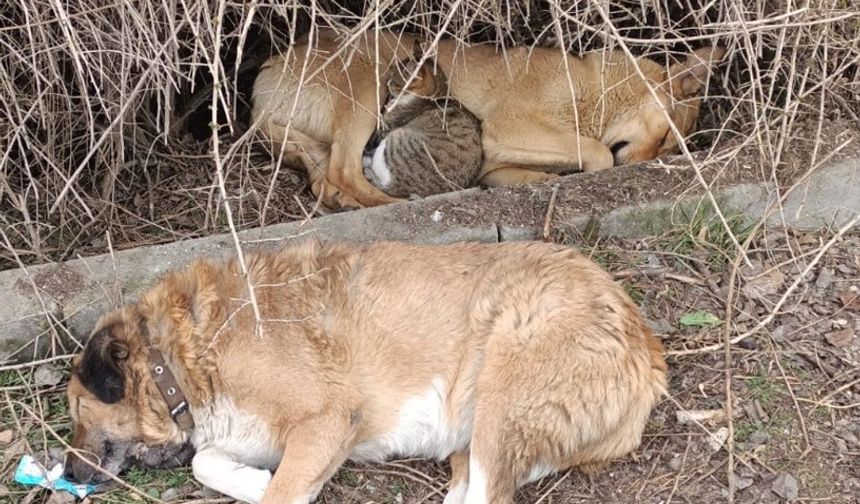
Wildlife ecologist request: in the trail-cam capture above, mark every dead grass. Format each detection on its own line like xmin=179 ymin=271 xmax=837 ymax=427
xmin=2 ymin=1 xmax=860 ymax=270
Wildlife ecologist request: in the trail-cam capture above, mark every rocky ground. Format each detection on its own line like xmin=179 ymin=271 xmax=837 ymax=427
xmin=2 ymin=224 xmax=859 ymax=503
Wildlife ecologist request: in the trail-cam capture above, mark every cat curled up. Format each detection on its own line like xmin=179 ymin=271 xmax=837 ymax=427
xmin=362 ymin=46 xmax=483 ymax=199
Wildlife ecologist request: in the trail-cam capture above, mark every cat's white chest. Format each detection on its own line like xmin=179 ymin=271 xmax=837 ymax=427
xmin=191 ymin=396 xmax=283 ymax=470
xmin=350 ymin=378 xmax=472 ymax=462
xmin=362 ymin=138 xmax=393 ymax=189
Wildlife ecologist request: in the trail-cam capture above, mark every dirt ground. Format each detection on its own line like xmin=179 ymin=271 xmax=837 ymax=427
xmin=3 ymin=113 xmax=857 ymax=273
xmin=2 ymin=221 xmax=859 ymax=504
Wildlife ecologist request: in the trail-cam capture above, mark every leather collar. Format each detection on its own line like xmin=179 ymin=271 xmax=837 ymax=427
xmin=139 ymin=319 xmax=195 ymax=432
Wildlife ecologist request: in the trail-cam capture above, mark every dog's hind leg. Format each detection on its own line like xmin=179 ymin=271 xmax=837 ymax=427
xmin=462 ymin=435 xmax=518 ymax=504
xmin=443 ymin=450 xmax=471 ymax=504
xmin=192 ymin=447 xmax=272 ymax=504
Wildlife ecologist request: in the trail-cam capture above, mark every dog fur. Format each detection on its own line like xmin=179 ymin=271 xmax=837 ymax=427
xmin=65 ymin=240 xmax=667 ymax=503
xmin=251 ymin=29 xmax=724 ymax=209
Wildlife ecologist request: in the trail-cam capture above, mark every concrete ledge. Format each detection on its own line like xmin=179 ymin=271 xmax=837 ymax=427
xmin=2 ymin=153 xmax=859 ymax=364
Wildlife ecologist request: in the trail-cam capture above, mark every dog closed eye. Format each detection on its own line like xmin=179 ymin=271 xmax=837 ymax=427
xmin=610 ymin=141 xmax=629 ymax=156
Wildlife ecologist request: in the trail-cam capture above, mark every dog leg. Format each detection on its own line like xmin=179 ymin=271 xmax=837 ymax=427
xmin=462 ymin=450 xmax=516 ymax=504
xmin=192 ymin=447 xmax=272 ymax=504
xmin=323 ymin=91 xmax=404 ymax=209
xmin=261 ymin=120 xmax=330 ymax=194
xmin=443 ymin=450 xmax=471 ymax=504
xmin=480 ymin=167 xmax=560 ymax=187
xmin=482 ymin=117 xmax=614 ymax=178
xmin=261 ymin=411 xmax=358 ymax=504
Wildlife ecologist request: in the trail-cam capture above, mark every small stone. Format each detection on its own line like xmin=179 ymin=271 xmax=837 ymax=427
xmin=814 ymin=267 xmax=834 ymax=289
xmin=668 ymin=455 xmax=683 ymax=471
xmin=0 ymin=430 xmax=12 ymax=444
xmin=707 ymin=427 xmax=730 ymax=451
xmin=430 ymin=209 xmax=443 ymax=222
xmin=46 ymin=492 xmax=76 ymax=504
xmin=772 ymin=324 xmax=789 ymax=343
xmin=771 ymin=473 xmax=799 ymax=500
xmin=646 ymin=318 xmax=673 ymax=335
xmin=191 ymin=487 xmax=221 ymax=498
xmin=738 ymin=337 xmax=759 ymax=350
xmin=161 ymin=488 xmax=180 ymax=501
xmin=731 ymin=473 xmax=754 ymax=490
xmin=748 ymin=429 xmax=769 ymax=447
xmin=34 ymin=365 xmax=64 ymax=387
xmin=644 ymin=254 xmax=662 ymax=269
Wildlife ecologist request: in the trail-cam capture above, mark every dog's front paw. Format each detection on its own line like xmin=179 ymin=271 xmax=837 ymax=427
xmin=583 ymin=144 xmax=614 ymax=172
xmin=235 ymin=466 xmax=272 ymax=504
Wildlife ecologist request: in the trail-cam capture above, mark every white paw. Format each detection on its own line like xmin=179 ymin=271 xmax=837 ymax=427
xmin=443 ymin=482 xmax=468 ymax=504
xmin=232 ymin=466 xmax=272 ymax=504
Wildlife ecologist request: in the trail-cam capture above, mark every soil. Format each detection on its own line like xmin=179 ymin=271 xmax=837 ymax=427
xmin=2 ymin=228 xmax=859 ymax=503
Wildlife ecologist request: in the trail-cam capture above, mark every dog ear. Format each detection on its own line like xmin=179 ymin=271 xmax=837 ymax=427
xmin=669 ymin=46 xmax=726 ymax=98
xmin=411 ymin=40 xmax=424 ymax=61
xmin=77 ymin=326 xmax=129 ymax=404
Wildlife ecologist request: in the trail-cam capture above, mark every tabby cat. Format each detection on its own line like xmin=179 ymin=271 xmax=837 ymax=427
xmin=362 ymin=48 xmax=483 ymax=198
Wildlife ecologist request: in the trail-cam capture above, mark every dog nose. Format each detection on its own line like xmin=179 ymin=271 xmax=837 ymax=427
xmin=62 ymin=460 xmax=79 ymax=482
xmin=63 ymin=455 xmax=95 ymax=483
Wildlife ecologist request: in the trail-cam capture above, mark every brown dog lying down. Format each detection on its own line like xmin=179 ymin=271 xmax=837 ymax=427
xmin=64 ymin=240 xmax=667 ymax=504
xmin=252 ymin=29 xmax=724 ymax=209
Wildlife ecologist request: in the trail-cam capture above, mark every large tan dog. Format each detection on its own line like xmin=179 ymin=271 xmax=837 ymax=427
xmin=252 ymin=29 xmax=724 ymax=209
xmin=64 ymin=240 xmax=667 ymax=503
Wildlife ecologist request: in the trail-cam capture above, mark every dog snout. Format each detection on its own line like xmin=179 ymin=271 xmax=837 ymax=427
xmin=63 ymin=451 xmax=99 ymax=483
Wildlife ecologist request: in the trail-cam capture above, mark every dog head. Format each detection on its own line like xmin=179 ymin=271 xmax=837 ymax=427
xmin=64 ymin=306 xmax=193 ymax=484
xmin=599 ymin=47 xmax=726 ymax=166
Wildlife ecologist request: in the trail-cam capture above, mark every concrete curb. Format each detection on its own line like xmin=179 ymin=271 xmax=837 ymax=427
xmin=2 ymin=156 xmax=859 ymax=364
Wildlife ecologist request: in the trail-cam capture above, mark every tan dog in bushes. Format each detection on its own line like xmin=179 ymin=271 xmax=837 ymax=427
xmin=64 ymin=240 xmax=667 ymax=503
xmin=251 ymin=29 xmax=724 ymax=209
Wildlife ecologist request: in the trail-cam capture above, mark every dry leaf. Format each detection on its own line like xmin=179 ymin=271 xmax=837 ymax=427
xmin=838 ymin=289 xmax=860 ymax=311
xmin=826 ymin=329 xmax=855 ymax=347
xmin=4 ymin=438 xmax=28 ymax=459
xmin=743 ymin=269 xmax=785 ymax=299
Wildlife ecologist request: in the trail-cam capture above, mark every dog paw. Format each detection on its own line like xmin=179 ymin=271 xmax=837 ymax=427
xmin=586 ymin=146 xmax=615 ymax=172
xmin=233 ymin=466 xmax=272 ymax=504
